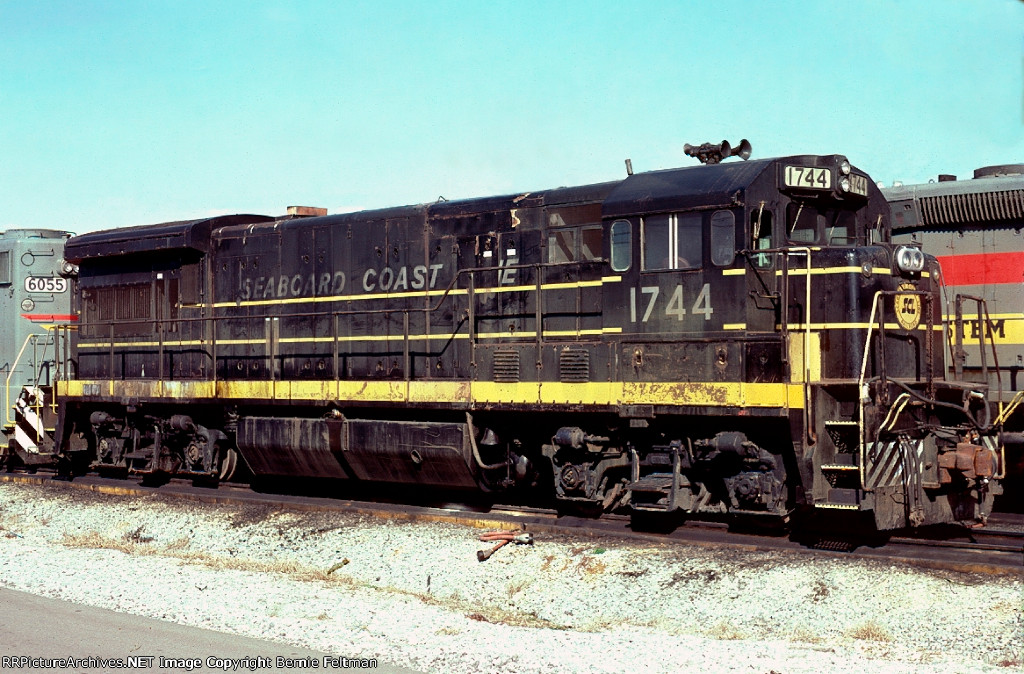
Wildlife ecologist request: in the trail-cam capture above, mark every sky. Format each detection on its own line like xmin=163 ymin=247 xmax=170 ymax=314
xmin=1 ymin=0 xmax=1022 ymax=233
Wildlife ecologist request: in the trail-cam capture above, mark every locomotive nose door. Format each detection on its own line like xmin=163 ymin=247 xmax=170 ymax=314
xmin=742 ymin=205 xmax=785 ymax=382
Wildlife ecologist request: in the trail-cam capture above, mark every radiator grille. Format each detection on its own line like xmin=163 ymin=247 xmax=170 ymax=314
xmin=493 ymin=350 xmax=520 ymax=383
xmin=919 ymin=189 xmax=1024 ymax=227
xmin=96 ymin=283 xmax=152 ymax=321
xmin=559 ymin=348 xmax=590 ymax=383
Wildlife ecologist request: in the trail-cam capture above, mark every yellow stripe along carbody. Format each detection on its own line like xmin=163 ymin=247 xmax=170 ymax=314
xmin=58 ymin=379 xmax=807 ymax=411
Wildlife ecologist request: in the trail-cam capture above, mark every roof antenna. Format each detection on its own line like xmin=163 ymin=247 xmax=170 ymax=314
xmin=684 ymin=139 xmax=752 ymax=165
xmin=625 ymin=159 xmax=634 ymax=176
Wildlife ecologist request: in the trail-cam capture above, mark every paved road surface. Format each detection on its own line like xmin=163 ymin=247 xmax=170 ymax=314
xmin=0 ymin=588 xmax=422 ymax=673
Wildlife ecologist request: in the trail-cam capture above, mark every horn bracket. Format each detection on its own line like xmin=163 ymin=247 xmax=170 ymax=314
xmin=684 ymin=139 xmax=752 ymax=165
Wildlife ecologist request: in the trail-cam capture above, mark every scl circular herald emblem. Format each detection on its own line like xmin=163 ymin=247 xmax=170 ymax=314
xmin=894 ymin=282 xmax=921 ymax=331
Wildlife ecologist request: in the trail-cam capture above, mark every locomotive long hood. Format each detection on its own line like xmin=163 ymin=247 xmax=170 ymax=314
xmin=64 ymin=214 xmax=272 ymax=262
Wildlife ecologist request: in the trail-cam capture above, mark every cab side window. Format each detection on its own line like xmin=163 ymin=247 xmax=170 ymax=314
xmin=710 ymin=210 xmax=736 ymax=266
xmin=676 ymin=215 xmax=701 ymax=268
xmin=610 ymin=220 xmax=631 ymax=272
xmin=0 ymin=250 xmax=9 ymax=285
xmin=642 ymin=213 xmax=701 ymax=271
xmin=642 ymin=215 xmax=670 ymax=270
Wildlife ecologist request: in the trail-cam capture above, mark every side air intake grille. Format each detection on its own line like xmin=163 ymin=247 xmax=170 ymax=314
xmin=493 ymin=350 xmax=520 ymax=383
xmin=919 ymin=189 xmax=1024 ymax=227
xmin=96 ymin=283 xmax=152 ymax=321
xmin=559 ymin=348 xmax=590 ymax=383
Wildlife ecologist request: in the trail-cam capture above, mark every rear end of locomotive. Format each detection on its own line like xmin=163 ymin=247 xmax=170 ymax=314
xmin=52 ymin=215 xmax=276 ymax=481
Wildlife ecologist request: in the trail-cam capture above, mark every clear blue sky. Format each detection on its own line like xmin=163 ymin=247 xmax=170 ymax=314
xmin=2 ymin=0 xmax=1022 ymax=233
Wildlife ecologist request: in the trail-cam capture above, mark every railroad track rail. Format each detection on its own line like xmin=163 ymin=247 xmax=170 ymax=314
xmin=888 ymin=516 xmax=1024 ymax=555
xmin=2 ymin=472 xmax=1020 ymax=575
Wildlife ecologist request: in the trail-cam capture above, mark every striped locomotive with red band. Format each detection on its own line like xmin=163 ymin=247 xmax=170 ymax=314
xmin=885 ymin=165 xmax=1024 ymax=509
xmin=935 ymin=251 xmax=1024 ymax=287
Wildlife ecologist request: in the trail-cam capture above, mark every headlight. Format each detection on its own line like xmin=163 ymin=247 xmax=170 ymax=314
xmin=895 ymin=245 xmax=925 ymax=273
xmin=839 ymin=177 xmax=851 ymax=192
xmin=839 ymin=159 xmax=851 ymax=175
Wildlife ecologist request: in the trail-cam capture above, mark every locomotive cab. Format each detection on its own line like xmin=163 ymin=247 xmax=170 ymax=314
xmin=566 ymin=154 xmax=999 ymax=527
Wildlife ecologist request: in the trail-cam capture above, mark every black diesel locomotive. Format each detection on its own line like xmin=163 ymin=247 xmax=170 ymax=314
xmin=53 ymin=144 xmax=1003 ymax=529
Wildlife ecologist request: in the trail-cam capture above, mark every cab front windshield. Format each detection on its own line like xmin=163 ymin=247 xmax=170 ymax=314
xmin=786 ymin=202 xmax=858 ymax=245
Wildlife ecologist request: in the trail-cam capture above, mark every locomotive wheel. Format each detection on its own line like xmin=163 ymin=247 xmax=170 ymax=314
xmin=218 ymin=447 xmax=240 ymax=482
